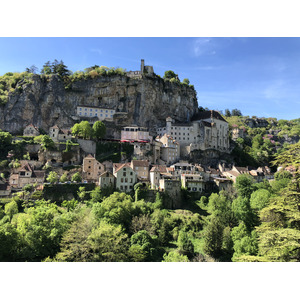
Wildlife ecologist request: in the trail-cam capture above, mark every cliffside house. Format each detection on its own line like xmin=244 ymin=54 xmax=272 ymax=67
xmin=23 ymin=124 xmax=40 ymax=137
xmin=130 ymin=160 xmax=150 ymax=181
xmin=155 ymin=134 xmax=180 ymax=165
xmin=121 ymin=126 xmax=153 ymax=143
xmin=9 ymin=162 xmax=45 ymax=189
xmin=113 ymin=164 xmax=137 ymax=192
xmin=99 ymin=171 xmax=115 ymax=189
xmin=49 ymin=125 xmax=72 ymax=142
xmin=181 ymin=173 xmax=206 ymax=192
xmin=82 ymin=154 xmax=106 ymax=182
xmin=77 ymin=105 xmax=115 ymax=121
xmin=156 ymin=110 xmax=230 ymax=155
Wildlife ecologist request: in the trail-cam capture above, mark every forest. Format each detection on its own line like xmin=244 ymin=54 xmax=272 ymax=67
xmin=0 ymin=141 xmax=299 ymax=262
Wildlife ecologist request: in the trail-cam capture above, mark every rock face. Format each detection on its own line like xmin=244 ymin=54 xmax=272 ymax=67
xmin=0 ymin=74 xmax=198 ymax=135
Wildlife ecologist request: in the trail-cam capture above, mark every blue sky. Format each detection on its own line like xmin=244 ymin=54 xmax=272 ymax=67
xmin=0 ymin=37 xmax=300 ymax=120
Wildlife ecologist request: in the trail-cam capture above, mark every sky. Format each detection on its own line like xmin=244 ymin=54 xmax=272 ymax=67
xmin=1 ymin=37 xmax=300 ymax=120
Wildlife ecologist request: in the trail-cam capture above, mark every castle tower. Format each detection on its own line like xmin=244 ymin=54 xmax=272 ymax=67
xmin=141 ymin=59 xmax=145 ymax=73
xmin=166 ymin=117 xmax=173 ymax=135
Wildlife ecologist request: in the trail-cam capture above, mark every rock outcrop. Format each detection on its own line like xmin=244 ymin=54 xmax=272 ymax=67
xmin=0 ymin=74 xmax=198 ymax=136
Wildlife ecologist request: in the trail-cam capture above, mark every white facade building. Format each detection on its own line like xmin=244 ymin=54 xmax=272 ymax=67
xmin=121 ymin=126 xmax=153 ymax=142
xmin=156 ymin=110 xmax=230 ymax=154
xmin=77 ymin=105 xmax=115 ymax=121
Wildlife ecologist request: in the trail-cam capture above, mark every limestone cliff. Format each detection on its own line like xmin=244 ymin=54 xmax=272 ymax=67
xmin=0 ymin=74 xmax=198 ymax=136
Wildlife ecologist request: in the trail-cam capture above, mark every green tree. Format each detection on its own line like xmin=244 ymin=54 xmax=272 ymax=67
xmin=235 ymin=174 xmax=255 ymax=199
xmin=177 ymin=230 xmax=194 ymax=256
xmin=0 ymin=130 xmax=12 ymax=159
xmin=4 ymin=200 xmax=18 ymax=220
xmin=41 ymin=135 xmax=55 ymax=150
xmin=162 ymin=250 xmax=189 ymax=262
xmin=60 ymin=172 xmax=68 ymax=183
xmin=182 ymin=78 xmax=190 ymax=85
xmin=232 ymin=196 xmax=257 ymax=229
xmin=250 ymin=189 xmax=271 ymax=211
xmin=72 ymin=172 xmax=82 ymax=183
xmin=79 ymin=121 xmax=93 ymax=139
xmin=71 ymin=123 xmax=80 ymax=138
xmin=163 ymin=70 xmax=178 ymax=80
xmin=92 ymin=121 xmax=106 ymax=140
xmin=46 ymin=171 xmax=59 ymax=184
xmin=55 ymin=209 xmax=95 ymax=262
xmin=88 ymin=221 xmax=130 ymax=262
xmin=225 ymin=109 xmax=231 ymax=117
xmin=203 ymin=216 xmax=224 ymax=258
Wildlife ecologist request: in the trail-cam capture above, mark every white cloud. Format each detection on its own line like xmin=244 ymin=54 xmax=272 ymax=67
xmin=192 ymin=38 xmax=217 ymax=56
xmin=90 ymin=48 xmax=102 ymax=55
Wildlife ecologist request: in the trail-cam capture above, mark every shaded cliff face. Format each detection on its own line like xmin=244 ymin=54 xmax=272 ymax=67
xmin=0 ymin=74 xmax=198 ymax=134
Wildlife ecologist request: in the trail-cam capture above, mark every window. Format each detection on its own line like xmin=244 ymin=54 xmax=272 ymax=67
xmin=123 ymin=172 xmax=126 ymax=176
xmin=79 ymin=108 xmax=82 ymax=111
xmin=85 ymin=108 xmax=87 ymax=111
xmin=130 ymin=172 xmax=133 ymax=175
xmin=106 ymin=114 xmax=108 ymax=117
xmin=121 ymin=178 xmax=124 ymax=182
xmin=90 ymin=109 xmax=92 ymax=111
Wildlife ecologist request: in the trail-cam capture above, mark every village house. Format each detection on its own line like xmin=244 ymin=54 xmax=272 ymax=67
xmin=159 ymin=177 xmax=181 ymax=208
xmin=99 ymin=171 xmax=115 ymax=189
xmin=149 ymin=165 xmax=170 ymax=189
xmin=181 ymin=173 xmax=206 ymax=192
xmin=76 ymin=105 xmax=115 ymax=121
xmin=248 ymin=169 xmax=264 ymax=182
xmin=82 ymin=154 xmax=106 ymax=182
xmin=157 ymin=110 xmax=230 ymax=155
xmin=49 ymin=125 xmax=72 ymax=142
xmin=113 ymin=164 xmax=137 ymax=193
xmin=130 ymin=160 xmax=150 ymax=181
xmin=213 ymin=177 xmax=233 ymax=191
xmin=23 ymin=124 xmax=40 ymax=137
xmin=231 ymin=127 xmax=246 ymax=141
xmin=9 ymin=162 xmax=45 ymax=189
xmin=170 ymin=161 xmax=198 ymax=177
xmin=155 ymin=134 xmax=180 ymax=165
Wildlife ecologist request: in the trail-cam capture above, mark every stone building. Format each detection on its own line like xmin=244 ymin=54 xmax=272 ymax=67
xmin=121 ymin=125 xmax=153 ymax=143
xmin=99 ymin=171 xmax=115 ymax=189
xmin=157 ymin=110 xmax=230 ymax=155
xmin=231 ymin=127 xmax=246 ymax=141
xmin=181 ymin=173 xmax=206 ymax=192
xmin=23 ymin=124 xmax=40 ymax=137
xmin=77 ymin=105 xmax=115 ymax=121
xmin=113 ymin=164 xmax=137 ymax=193
xmin=155 ymin=134 xmax=180 ymax=165
xmin=130 ymin=160 xmax=150 ymax=181
xmin=9 ymin=162 xmax=45 ymax=189
xmin=159 ymin=178 xmax=181 ymax=208
xmin=82 ymin=154 xmax=106 ymax=182
xmin=49 ymin=125 xmax=72 ymax=142
xmin=126 ymin=59 xmax=154 ymax=78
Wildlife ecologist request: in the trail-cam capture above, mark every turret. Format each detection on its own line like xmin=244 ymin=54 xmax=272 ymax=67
xmin=166 ymin=117 xmax=172 ymax=135
xmin=141 ymin=59 xmax=145 ymax=73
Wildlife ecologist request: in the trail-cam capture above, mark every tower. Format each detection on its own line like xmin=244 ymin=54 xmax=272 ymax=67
xmin=141 ymin=59 xmax=145 ymax=73
xmin=166 ymin=117 xmax=172 ymax=135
